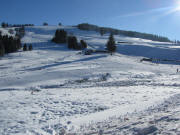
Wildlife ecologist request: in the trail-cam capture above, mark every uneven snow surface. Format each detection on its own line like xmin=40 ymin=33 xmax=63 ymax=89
xmin=0 ymin=26 xmax=180 ymax=135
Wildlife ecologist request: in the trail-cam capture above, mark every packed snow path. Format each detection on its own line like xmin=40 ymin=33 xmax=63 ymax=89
xmin=0 ymin=26 xmax=180 ymax=134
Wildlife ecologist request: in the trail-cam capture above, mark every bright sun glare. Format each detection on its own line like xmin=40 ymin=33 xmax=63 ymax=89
xmin=175 ymin=1 xmax=180 ymax=11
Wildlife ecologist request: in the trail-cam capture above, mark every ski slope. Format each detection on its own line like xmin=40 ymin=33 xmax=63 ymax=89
xmin=0 ymin=26 xmax=180 ymax=134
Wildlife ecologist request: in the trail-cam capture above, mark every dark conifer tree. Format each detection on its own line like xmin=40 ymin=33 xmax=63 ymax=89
xmin=1 ymin=22 xmax=6 ymax=28
xmin=43 ymin=22 xmax=48 ymax=26
xmin=106 ymin=34 xmax=116 ymax=55
xmin=16 ymin=38 xmax=22 ymax=49
xmin=80 ymin=40 xmax=87 ymax=49
xmin=67 ymin=36 xmax=73 ymax=49
xmin=28 ymin=44 xmax=33 ymax=51
xmin=23 ymin=44 xmax=27 ymax=51
xmin=67 ymin=36 xmax=78 ymax=49
xmin=0 ymin=41 xmax=5 ymax=56
xmin=52 ymin=29 xmax=67 ymax=43
xmin=0 ymin=32 xmax=22 ymax=55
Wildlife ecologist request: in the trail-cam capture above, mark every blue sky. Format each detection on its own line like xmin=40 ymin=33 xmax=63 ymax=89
xmin=0 ymin=0 xmax=180 ymax=40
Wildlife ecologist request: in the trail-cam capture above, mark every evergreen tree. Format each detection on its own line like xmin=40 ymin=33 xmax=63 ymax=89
xmin=52 ymin=29 xmax=67 ymax=43
xmin=106 ymin=34 xmax=116 ymax=55
xmin=16 ymin=38 xmax=22 ymax=49
xmin=80 ymin=40 xmax=87 ymax=49
xmin=0 ymin=33 xmax=21 ymax=55
xmin=43 ymin=22 xmax=48 ymax=26
xmin=1 ymin=22 xmax=5 ymax=28
xmin=58 ymin=23 xmax=62 ymax=26
xmin=28 ymin=44 xmax=33 ymax=51
xmin=0 ymin=41 xmax=5 ymax=56
xmin=23 ymin=44 xmax=27 ymax=51
xmin=1 ymin=22 xmax=8 ymax=28
xmin=67 ymin=36 xmax=79 ymax=49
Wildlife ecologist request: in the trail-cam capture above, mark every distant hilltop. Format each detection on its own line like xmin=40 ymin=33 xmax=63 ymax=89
xmin=0 ymin=22 xmax=172 ymax=43
xmin=77 ymin=23 xmax=171 ymax=43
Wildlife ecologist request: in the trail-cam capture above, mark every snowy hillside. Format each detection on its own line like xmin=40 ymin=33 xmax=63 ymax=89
xmin=0 ymin=27 xmax=16 ymax=37
xmin=0 ymin=26 xmax=180 ymax=134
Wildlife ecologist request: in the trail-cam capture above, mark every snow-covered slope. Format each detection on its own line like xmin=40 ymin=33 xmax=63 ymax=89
xmin=0 ymin=26 xmax=180 ymax=134
xmin=0 ymin=27 xmax=16 ymax=37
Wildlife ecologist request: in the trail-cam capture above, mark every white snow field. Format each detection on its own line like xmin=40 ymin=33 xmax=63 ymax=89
xmin=1 ymin=26 xmax=180 ymax=134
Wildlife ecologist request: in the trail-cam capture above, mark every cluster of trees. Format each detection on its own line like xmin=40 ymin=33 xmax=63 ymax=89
xmin=11 ymin=24 xmax=34 ymax=27
xmin=67 ymin=37 xmax=87 ymax=50
xmin=52 ymin=29 xmax=67 ymax=43
xmin=1 ymin=22 xmax=9 ymax=28
xmin=43 ymin=22 xmax=62 ymax=26
xmin=51 ymin=28 xmax=116 ymax=54
xmin=124 ymin=31 xmax=170 ymax=42
xmin=0 ymin=33 xmax=22 ymax=56
xmin=23 ymin=44 xmax=33 ymax=51
xmin=77 ymin=23 xmax=99 ymax=31
xmin=0 ymin=25 xmax=26 ymax=57
xmin=1 ymin=22 xmax=34 ymax=28
xmin=52 ymin=29 xmax=87 ymax=50
xmin=77 ymin=23 xmax=171 ymax=42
